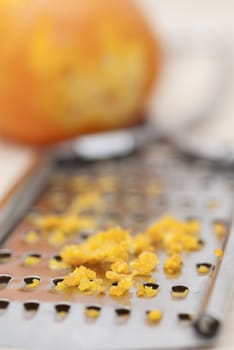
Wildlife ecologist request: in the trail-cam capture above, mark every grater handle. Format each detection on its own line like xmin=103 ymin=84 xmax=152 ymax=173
xmin=193 ymin=212 xmax=234 ymax=338
xmin=0 ymin=158 xmax=51 ymax=244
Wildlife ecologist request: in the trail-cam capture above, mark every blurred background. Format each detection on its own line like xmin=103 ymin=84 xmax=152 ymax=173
xmin=139 ymin=0 xmax=234 ymax=148
xmin=0 ymin=0 xmax=233 ymax=196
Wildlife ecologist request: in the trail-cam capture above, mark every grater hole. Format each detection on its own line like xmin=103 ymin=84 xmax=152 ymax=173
xmin=86 ymin=305 xmax=101 ymax=311
xmin=143 ymin=283 xmax=159 ymax=290
xmin=27 ymin=253 xmax=41 ymax=258
xmin=23 ymin=252 xmax=42 ymax=266
xmin=131 ymin=212 xmax=147 ymax=223
xmin=52 ymin=255 xmax=62 ymax=262
xmin=171 ymin=285 xmax=189 ymax=298
xmin=115 ymin=308 xmax=131 ymax=317
xmin=52 ymin=277 xmax=64 ymax=286
xmin=85 ymin=305 xmax=101 ymax=319
xmin=23 ymin=276 xmax=40 ymax=289
xmin=49 ymin=256 xmax=69 ymax=272
xmin=172 ymin=285 xmax=188 ymax=293
xmin=80 ymin=232 xmax=92 ymax=240
xmin=178 ymin=313 xmax=193 ymax=321
xmin=55 ymin=303 xmax=71 ymax=317
xmin=24 ymin=301 xmax=40 ymax=312
xmin=105 ymin=211 xmax=120 ymax=221
xmin=0 ymin=249 xmax=12 ymax=264
xmin=0 ymin=299 xmax=10 ymax=310
xmin=196 ymin=263 xmax=212 ymax=268
xmin=198 ymin=239 xmax=205 ymax=247
xmin=196 ymin=263 xmax=212 ymax=274
xmin=0 ymin=274 xmax=12 ymax=287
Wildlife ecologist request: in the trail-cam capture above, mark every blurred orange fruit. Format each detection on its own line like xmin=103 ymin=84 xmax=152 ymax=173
xmin=0 ymin=0 xmax=162 ymax=145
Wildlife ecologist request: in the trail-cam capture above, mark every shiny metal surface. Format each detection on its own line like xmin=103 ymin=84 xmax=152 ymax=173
xmin=0 ymin=143 xmax=233 ymax=350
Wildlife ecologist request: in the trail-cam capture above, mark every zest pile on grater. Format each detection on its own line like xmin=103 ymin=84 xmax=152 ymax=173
xmin=0 ymin=142 xmax=233 ymax=350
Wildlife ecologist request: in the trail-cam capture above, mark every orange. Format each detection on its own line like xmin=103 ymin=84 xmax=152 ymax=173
xmin=0 ymin=0 xmax=162 ymax=145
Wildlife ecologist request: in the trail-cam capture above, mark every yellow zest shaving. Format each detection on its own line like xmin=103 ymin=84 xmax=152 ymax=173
xmin=130 ymin=251 xmax=158 ymax=276
xmin=37 ymin=214 xmax=95 ymax=234
xmin=109 ymin=278 xmax=134 ymax=297
xmin=25 ymin=279 xmax=40 ymax=289
xmin=49 ymin=230 xmax=66 ymax=246
xmin=146 ymin=216 xmax=201 ymax=254
xmin=105 ymin=270 xmax=131 ymax=282
xmin=148 ymin=277 xmax=157 ymax=283
xmin=215 ymin=248 xmax=223 ymax=258
xmin=147 ymin=310 xmax=162 ymax=323
xmin=111 ymin=260 xmax=130 ymax=274
xmin=133 ymin=233 xmax=153 ymax=255
xmin=24 ymin=256 xmax=40 ymax=267
xmin=214 ymin=223 xmax=227 ymax=238
xmin=143 ymin=286 xmax=158 ymax=297
xmin=48 ymin=258 xmax=69 ymax=271
xmin=70 ymin=176 xmax=91 ymax=192
xmin=32 ymin=215 xmax=203 ymax=297
xmin=61 ymin=227 xmax=132 ymax=266
xmin=163 ymin=254 xmax=183 ymax=276
xmin=38 ymin=215 xmax=80 ymax=233
xmin=57 ymin=311 xmax=68 ymax=318
xmin=136 ymin=284 xmax=158 ymax=298
xmin=171 ymin=287 xmax=188 ymax=298
xmin=69 ymin=192 xmax=104 ymax=213
xmin=85 ymin=308 xmax=100 ymax=319
xmin=24 ymin=231 xmax=39 ymax=244
xmin=37 ymin=215 xmax=62 ymax=231
xmin=97 ymin=176 xmax=118 ymax=192
xmin=55 ymin=266 xmax=104 ymax=295
xmin=197 ymin=265 xmax=210 ymax=274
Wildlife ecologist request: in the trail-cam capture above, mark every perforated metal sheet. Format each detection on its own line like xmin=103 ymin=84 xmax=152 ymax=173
xmin=0 ymin=143 xmax=233 ymax=350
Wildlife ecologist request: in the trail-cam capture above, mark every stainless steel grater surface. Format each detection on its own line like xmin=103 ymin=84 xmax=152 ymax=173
xmin=0 ymin=142 xmax=234 ymax=350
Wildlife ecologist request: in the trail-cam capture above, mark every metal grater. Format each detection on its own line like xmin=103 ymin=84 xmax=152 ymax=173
xmin=0 ymin=142 xmax=234 ymax=350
